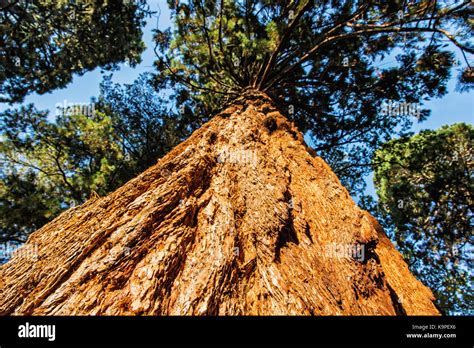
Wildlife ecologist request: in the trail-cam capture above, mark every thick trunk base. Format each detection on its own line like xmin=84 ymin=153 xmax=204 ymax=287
xmin=0 ymin=92 xmax=439 ymax=315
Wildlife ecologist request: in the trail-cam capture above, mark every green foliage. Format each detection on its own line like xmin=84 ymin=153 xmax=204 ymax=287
xmin=98 ymin=74 xmax=185 ymax=174
xmin=371 ymin=123 xmax=473 ymax=314
xmin=0 ymin=170 xmax=62 ymax=243
xmin=0 ymin=74 xmax=185 ymax=242
xmin=154 ymin=0 xmax=473 ymax=197
xmin=0 ymin=104 xmax=124 ymax=240
xmin=0 ymin=0 xmax=151 ymax=103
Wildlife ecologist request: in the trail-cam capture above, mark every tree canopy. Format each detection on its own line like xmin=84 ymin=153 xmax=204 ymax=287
xmin=154 ymin=0 xmax=473 ymax=195
xmin=370 ymin=123 xmax=473 ymax=314
xmin=1 ymin=0 xmax=151 ymax=103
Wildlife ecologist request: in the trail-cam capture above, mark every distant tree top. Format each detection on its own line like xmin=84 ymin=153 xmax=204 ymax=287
xmin=0 ymin=0 xmax=152 ymax=103
xmin=155 ymin=0 xmax=472 ymax=119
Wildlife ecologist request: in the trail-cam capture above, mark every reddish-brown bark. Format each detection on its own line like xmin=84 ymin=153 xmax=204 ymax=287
xmin=0 ymin=91 xmax=439 ymax=315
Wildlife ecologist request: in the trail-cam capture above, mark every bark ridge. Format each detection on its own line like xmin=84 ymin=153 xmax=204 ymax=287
xmin=0 ymin=92 xmax=439 ymax=315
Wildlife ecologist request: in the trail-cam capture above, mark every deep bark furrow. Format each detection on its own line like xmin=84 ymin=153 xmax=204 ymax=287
xmin=0 ymin=91 xmax=439 ymax=315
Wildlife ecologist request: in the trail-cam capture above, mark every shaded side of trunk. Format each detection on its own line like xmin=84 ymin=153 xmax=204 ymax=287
xmin=0 ymin=91 xmax=439 ymax=315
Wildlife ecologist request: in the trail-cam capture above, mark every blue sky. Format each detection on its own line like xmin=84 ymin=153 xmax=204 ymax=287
xmin=0 ymin=2 xmax=172 ymax=115
xmin=2 ymin=0 xmax=473 ymax=198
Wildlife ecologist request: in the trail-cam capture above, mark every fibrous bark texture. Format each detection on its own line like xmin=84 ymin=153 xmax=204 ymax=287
xmin=0 ymin=91 xmax=439 ymax=315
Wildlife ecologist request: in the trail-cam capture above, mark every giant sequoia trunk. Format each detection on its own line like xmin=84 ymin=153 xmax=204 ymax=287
xmin=0 ymin=91 xmax=439 ymax=315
